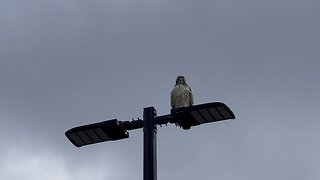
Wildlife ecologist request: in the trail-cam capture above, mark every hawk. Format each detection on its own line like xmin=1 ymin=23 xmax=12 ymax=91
xmin=171 ymin=76 xmax=194 ymax=109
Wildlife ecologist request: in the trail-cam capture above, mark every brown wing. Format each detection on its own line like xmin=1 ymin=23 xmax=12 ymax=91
xmin=187 ymin=85 xmax=194 ymax=106
xmin=170 ymin=87 xmax=176 ymax=109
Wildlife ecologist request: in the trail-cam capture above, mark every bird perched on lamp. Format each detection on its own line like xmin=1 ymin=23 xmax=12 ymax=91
xmin=171 ymin=76 xmax=194 ymax=109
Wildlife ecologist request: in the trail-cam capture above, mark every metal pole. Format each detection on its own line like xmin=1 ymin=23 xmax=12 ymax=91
xmin=143 ymin=107 xmax=157 ymax=180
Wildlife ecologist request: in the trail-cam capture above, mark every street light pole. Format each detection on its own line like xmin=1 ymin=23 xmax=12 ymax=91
xmin=143 ymin=107 xmax=157 ymax=180
xmin=65 ymin=102 xmax=235 ymax=180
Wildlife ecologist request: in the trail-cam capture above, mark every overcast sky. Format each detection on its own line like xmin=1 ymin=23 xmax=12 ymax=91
xmin=1 ymin=0 xmax=320 ymax=180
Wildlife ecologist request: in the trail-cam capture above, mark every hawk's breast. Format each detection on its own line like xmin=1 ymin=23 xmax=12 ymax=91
xmin=171 ymin=85 xmax=193 ymax=108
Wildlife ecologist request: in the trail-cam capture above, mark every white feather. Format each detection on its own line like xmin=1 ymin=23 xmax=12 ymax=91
xmin=171 ymin=84 xmax=193 ymax=109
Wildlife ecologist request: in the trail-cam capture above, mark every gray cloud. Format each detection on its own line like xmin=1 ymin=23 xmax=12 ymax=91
xmin=1 ymin=0 xmax=319 ymax=179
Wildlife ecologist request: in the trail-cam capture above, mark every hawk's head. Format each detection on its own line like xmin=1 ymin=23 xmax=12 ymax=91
xmin=175 ymin=76 xmax=186 ymax=85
